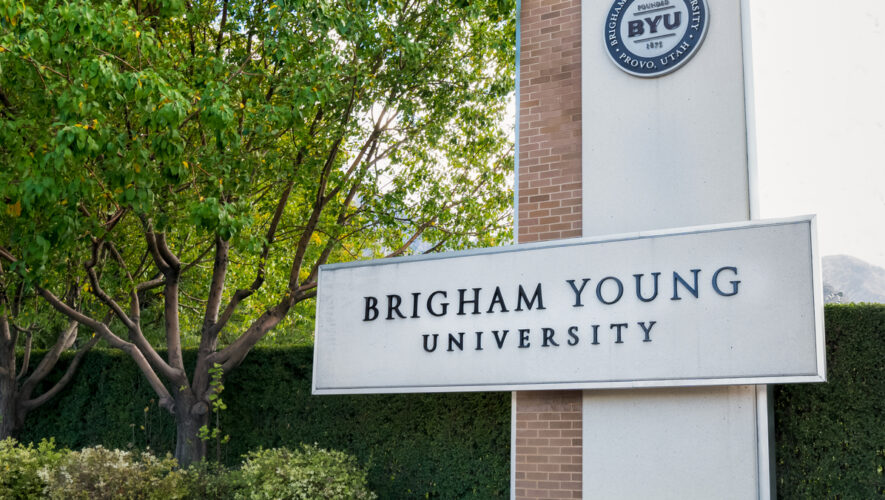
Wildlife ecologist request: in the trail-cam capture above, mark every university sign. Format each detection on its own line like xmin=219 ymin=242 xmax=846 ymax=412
xmin=605 ymin=0 xmax=709 ymax=77
xmin=313 ymin=216 xmax=825 ymax=394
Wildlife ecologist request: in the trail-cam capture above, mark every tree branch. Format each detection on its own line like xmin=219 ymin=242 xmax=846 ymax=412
xmin=200 ymin=236 xmax=229 ymax=352
xmin=214 ymin=301 xmax=296 ymax=373
xmin=140 ymin=217 xmax=172 ymax=275
xmin=163 ymin=272 xmax=185 ymax=371
xmin=36 ymin=286 xmax=184 ymax=388
xmin=22 ymin=334 xmax=98 ymax=411
xmin=16 ymin=333 xmax=32 ymax=381
xmin=215 ymin=0 xmax=229 ymax=57
xmin=84 ymin=240 xmax=136 ymax=331
xmin=19 ymin=321 xmax=77 ymax=391
xmin=156 ymin=233 xmax=182 ymax=271
xmin=207 ymin=109 xmax=322 ymax=339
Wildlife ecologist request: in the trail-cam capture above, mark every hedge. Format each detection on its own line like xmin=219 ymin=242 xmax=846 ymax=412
xmin=17 ymin=346 xmax=509 ymax=499
xmin=15 ymin=304 xmax=884 ymax=498
xmin=774 ymin=304 xmax=884 ymax=498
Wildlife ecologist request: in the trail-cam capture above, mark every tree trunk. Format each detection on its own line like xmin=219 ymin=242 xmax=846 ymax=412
xmin=173 ymin=390 xmax=208 ymax=466
xmin=0 ymin=377 xmax=21 ymax=439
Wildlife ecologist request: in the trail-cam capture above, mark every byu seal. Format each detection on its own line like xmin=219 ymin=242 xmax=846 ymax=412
xmin=604 ymin=0 xmax=709 ymax=77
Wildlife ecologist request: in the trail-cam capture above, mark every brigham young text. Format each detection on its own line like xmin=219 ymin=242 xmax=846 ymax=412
xmin=361 ymin=266 xmax=741 ymax=353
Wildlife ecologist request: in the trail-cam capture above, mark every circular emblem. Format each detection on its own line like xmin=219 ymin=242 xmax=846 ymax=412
xmin=604 ymin=0 xmax=709 ymax=77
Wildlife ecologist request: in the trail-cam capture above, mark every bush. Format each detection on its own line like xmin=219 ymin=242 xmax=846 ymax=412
xmin=234 ymin=445 xmax=376 ymax=500
xmin=0 ymin=438 xmax=67 ymax=500
xmin=2 ymin=441 xmax=374 ymax=500
xmin=18 ymin=305 xmax=878 ymax=498
xmin=40 ymin=446 xmax=188 ymax=500
xmin=18 ymin=347 xmax=510 ymax=498
xmin=774 ymin=304 xmax=885 ymax=499
xmin=178 ymin=461 xmax=241 ymax=500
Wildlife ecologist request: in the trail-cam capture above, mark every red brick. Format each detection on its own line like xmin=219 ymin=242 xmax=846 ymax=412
xmin=516 ymin=1 xmax=582 ymax=498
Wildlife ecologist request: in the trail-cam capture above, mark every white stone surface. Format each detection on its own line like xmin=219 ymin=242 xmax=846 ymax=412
xmin=583 ymin=386 xmax=762 ymax=499
xmin=313 ymin=218 xmax=823 ymax=395
xmin=582 ymin=0 xmax=752 ymax=236
xmin=577 ymin=1 xmax=789 ymax=498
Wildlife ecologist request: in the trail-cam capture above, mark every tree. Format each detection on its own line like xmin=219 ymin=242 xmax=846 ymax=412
xmin=0 ymin=0 xmax=514 ymax=464
xmin=0 ymin=271 xmax=99 ymax=438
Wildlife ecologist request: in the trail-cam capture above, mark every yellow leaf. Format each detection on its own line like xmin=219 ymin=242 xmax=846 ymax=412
xmin=182 ymin=160 xmax=189 ymax=168
xmin=134 ymin=164 xmax=141 ymax=173
xmin=239 ymin=102 xmax=244 ymax=109
xmin=6 ymin=201 xmax=21 ymax=217
xmin=135 ymin=30 xmax=141 ymax=39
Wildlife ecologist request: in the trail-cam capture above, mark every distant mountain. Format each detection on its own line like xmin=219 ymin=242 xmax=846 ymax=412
xmin=822 ymin=255 xmax=885 ymax=304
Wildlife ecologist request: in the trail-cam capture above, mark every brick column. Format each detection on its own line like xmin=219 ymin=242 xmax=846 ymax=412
xmin=514 ymin=0 xmax=582 ymax=499
xmin=514 ymin=392 xmax=583 ymax=498
xmin=517 ymin=0 xmax=582 ymax=243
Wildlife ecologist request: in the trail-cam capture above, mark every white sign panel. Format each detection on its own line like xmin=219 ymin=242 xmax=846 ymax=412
xmin=313 ymin=217 xmax=825 ymax=394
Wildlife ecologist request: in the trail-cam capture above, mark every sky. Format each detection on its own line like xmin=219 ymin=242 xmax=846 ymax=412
xmin=749 ymin=1 xmax=885 ymax=269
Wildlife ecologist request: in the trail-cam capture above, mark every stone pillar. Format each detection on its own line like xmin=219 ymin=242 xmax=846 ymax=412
xmin=514 ymin=1 xmax=583 ymax=499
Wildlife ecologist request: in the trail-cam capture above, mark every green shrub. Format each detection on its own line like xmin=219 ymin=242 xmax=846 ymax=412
xmin=18 ymin=347 xmax=510 ymax=498
xmin=179 ymin=461 xmax=242 ymax=500
xmin=775 ymin=304 xmax=885 ymax=499
xmin=234 ymin=445 xmax=376 ymax=500
xmin=0 ymin=438 xmax=67 ymax=500
xmin=40 ymin=446 xmax=188 ymax=500
xmin=12 ymin=305 xmax=884 ymax=498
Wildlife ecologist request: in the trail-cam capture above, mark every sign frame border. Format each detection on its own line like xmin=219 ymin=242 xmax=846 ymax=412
xmin=312 ymin=215 xmax=826 ymax=395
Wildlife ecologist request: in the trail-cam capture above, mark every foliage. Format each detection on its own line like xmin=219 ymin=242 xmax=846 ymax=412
xmin=233 ymin=445 xmax=376 ymax=500
xmin=39 ymin=445 xmax=188 ymax=500
xmin=18 ymin=346 xmax=511 ymax=498
xmin=178 ymin=460 xmax=244 ymax=500
xmin=198 ymin=363 xmax=230 ymax=462
xmin=15 ymin=305 xmax=885 ymax=497
xmin=0 ymin=0 xmax=515 ymax=463
xmin=1 ymin=439 xmax=374 ymax=500
xmin=774 ymin=304 xmax=884 ymax=499
xmin=0 ymin=438 xmax=67 ymax=500
xmin=0 ymin=264 xmax=98 ymax=439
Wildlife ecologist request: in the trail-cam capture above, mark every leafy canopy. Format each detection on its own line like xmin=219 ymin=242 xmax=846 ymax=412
xmin=0 ymin=0 xmax=515 ymax=345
